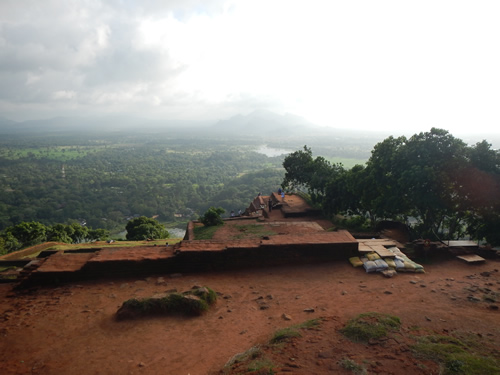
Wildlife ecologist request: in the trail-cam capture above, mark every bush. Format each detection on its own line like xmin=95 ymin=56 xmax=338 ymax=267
xmin=125 ymin=216 xmax=169 ymax=240
xmin=199 ymin=207 xmax=225 ymax=227
xmin=116 ymin=286 xmax=217 ymax=320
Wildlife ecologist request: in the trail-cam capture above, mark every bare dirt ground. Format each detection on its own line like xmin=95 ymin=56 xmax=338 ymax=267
xmin=1 ymin=199 xmax=499 ymax=374
xmin=1 ymin=257 xmax=499 ymax=375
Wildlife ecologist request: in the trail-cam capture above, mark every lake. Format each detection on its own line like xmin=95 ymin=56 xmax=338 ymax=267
xmin=255 ymin=145 xmax=291 ymax=157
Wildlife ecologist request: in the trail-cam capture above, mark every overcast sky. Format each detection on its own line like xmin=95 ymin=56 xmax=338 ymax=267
xmin=1 ymin=0 xmax=499 ymax=135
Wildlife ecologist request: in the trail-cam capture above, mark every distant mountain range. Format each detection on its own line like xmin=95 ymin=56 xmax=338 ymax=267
xmin=1 ymin=112 xmax=498 ymax=148
xmin=0 ymin=115 xmax=211 ymax=135
xmin=0 ymin=110 xmax=319 ymax=137
xmin=210 ymin=109 xmax=317 ymax=136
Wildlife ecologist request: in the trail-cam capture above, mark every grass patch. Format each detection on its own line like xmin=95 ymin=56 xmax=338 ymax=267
xmin=116 ymin=286 xmax=217 ymax=320
xmin=193 ymin=224 xmax=220 ymax=240
xmin=270 ymin=327 xmax=302 ymax=344
xmin=222 ymin=319 xmax=320 ymax=373
xmin=232 ymin=224 xmax=275 ymax=240
xmin=223 ymin=346 xmax=275 ymax=374
xmin=341 ymin=312 xmax=401 ymax=343
xmin=247 ymin=357 xmax=275 ymax=373
xmin=270 ymin=319 xmax=321 ymax=344
xmin=412 ymin=334 xmax=500 ymax=375
xmin=339 ymin=357 xmax=368 ymax=375
xmin=226 ymin=346 xmax=262 ymax=366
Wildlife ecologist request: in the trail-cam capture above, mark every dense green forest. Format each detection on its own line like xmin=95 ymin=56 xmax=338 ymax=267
xmin=1 ymin=125 xmax=499 ymax=255
xmin=0 ymin=132 xmax=285 ymax=235
xmin=282 ymin=128 xmax=500 ymax=245
xmin=1 ymin=122 xmax=390 ymax=254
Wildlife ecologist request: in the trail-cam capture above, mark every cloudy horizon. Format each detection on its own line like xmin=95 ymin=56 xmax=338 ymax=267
xmin=1 ymin=1 xmax=499 ymax=135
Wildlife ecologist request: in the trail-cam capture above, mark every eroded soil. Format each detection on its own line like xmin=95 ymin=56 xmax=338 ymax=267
xmin=1 ymin=258 xmax=499 ymax=375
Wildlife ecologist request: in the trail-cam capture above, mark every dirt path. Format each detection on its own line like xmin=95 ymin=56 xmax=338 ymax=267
xmin=1 ymin=258 xmax=499 ymax=375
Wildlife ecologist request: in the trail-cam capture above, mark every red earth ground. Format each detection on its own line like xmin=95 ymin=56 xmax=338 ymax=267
xmin=1 ymin=256 xmax=499 ymax=375
xmin=1 ymin=199 xmax=499 ymax=374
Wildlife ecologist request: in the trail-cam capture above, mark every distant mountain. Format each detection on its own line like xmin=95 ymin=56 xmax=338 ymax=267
xmin=0 ymin=115 xmax=151 ymax=134
xmin=0 ymin=115 xmax=212 ymax=135
xmin=211 ymin=109 xmax=317 ymax=136
xmin=0 ymin=116 xmax=17 ymax=128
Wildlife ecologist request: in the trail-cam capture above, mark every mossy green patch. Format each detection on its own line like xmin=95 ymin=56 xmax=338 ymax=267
xmin=341 ymin=312 xmax=401 ymax=343
xmin=339 ymin=357 xmax=368 ymax=375
xmin=270 ymin=318 xmax=321 ymax=344
xmin=223 ymin=346 xmax=275 ymax=374
xmin=193 ymin=224 xmax=220 ymax=240
xmin=412 ymin=334 xmax=500 ymax=375
xmin=116 ymin=286 xmax=217 ymax=320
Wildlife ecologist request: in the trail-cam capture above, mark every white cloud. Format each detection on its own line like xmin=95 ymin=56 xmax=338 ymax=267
xmin=0 ymin=0 xmax=499 ymax=135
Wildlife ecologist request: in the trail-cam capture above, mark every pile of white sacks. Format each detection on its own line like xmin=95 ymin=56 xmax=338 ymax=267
xmin=349 ymin=246 xmax=425 ymax=274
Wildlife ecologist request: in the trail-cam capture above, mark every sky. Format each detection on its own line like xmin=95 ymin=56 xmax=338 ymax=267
xmin=1 ymin=0 xmax=499 ymax=135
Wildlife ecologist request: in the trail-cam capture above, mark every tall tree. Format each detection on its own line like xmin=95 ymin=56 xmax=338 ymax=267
xmin=125 ymin=216 xmax=170 ymax=240
xmin=8 ymin=221 xmax=47 ymax=248
xmin=282 ymin=146 xmax=315 ymax=191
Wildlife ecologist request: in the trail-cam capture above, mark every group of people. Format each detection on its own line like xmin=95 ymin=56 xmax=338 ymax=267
xmin=230 ymin=209 xmax=242 ymax=217
xmin=266 ymin=187 xmax=286 ymax=213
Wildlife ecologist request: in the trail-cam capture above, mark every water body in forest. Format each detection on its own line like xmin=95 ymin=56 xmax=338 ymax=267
xmin=255 ymin=145 xmax=291 ymax=157
xmin=116 ymin=227 xmax=186 ymax=240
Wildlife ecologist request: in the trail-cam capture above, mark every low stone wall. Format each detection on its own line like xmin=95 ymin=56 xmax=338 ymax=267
xmin=173 ymin=242 xmax=358 ymax=273
xmin=19 ymin=239 xmax=358 ymax=286
xmin=184 ymin=221 xmax=195 ymax=241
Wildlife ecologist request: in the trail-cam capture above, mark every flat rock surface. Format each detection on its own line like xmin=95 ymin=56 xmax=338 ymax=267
xmin=34 ymin=252 xmax=94 ymax=273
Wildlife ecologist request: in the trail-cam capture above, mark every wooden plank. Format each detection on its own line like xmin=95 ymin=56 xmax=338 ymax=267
xmin=456 ymin=254 xmax=485 ymax=263
xmin=360 ymin=240 xmax=397 ymax=247
xmin=358 ymin=244 xmax=373 ymax=254
xmin=448 ymin=240 xmax=478 ymax=248
xmin=371 ymin=245 xmax=396 ymax=259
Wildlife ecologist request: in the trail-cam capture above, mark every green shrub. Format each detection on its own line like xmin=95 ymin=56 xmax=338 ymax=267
xmin=199 ymin=207 xmax=225 ymax=226
xmin=116 ymin=286 xmax=217 ymax=320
